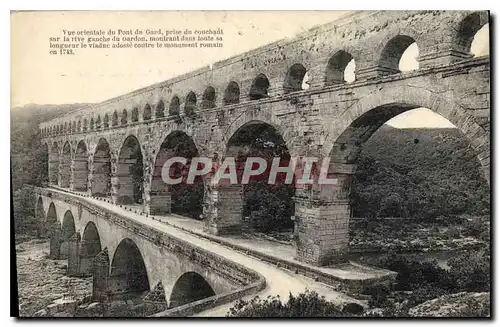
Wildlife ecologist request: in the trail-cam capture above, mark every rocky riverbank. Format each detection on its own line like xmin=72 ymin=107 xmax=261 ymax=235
xmin=15 ymin=237 xmax=92 ymax=317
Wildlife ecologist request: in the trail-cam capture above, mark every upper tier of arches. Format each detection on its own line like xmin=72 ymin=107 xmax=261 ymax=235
xmin=39 ymin=11 xmax=489 ymax=137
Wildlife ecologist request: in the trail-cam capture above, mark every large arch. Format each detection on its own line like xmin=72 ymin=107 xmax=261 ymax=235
xmin=117 ymin=135 xmax=144 ymax=205
xmin=60 ymin=142 xmax=72 ymax=188
xmin=214 ymin=120 xmax=295 ymax=235
xmin=169 ymin=272 xmax=215 ymax=308
xmin=60 ymin=210 xmax=76 ymax=259
xmin=74 ymin=140 xmax=89 ymax=191
xmin=92 ymin=138 xmax=111 ymax=197
xmin=151 ymin=131 xmax=202 ymax=218
xmin=377 ymin=35 xmax=418 ymax=75
xmin=284 ymin=63 xmax=307 ymax=93
xmin=297 ymin=86 xmax=490 ymax=267
xmin=249 ymin=73 xmax=270 ymax=100
xmin=453 ymin=12 xmax=490 ymax=56
xmin=49 ymin=142 xmax=59 ymax=185
xmin=79 ymin=221 xmax=102 ymax=276
xmin=109 ymin=238 xmax=150 ymax=299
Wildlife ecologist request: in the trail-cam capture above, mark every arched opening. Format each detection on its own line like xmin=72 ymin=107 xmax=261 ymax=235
xmin=112 ymin=111 xmax=119 ymax=126
xmin=60 ymin=210 xmax=76 ymax=259
xmin=284 ymin=63 xmax=308 ymax=93
xmin=72 ymin=122 xmax=76 ymax=133
xmin=455 ymin=13 xmax=490 ymax=57
xmin=470 ymin=23 xmax=490 ymax=57
xmin=60 ymin=142 xmax=71 ymax=188
xmin=83 ymin=118 xmax=88 ymax=131
xmin=79 ymin=221 xmax=101 ymax=276
xmin=249 ymin=74 xmax=270 ymax=100
xmin=47 ymin=202 xmax=60 ymax=258
xmin=117 ymin=135 xmax=144 ymax=205
xmin=109 ymin=238 xmax=149 ymax=299
xmin=185 ymin=91 xmax=197 ymax=117
xmin=121 ymin=109 xmax=128 ymax=125
xmin=156 ymin=101 xmax=165 ymax=118
xmin=223 ymin=121 xmax=295 ymax=234
xmin=90 ymin=117 xmax=95 ymax=131
xmin=49 ymin=142 xmax=59 ymax=185
xmin=74 ymin=140 xmax=89 ymax=191
xmin=304 ymin=103 xmax=490 ymax=266
xmin=77 ymin=120 xmax=81 ymax=132
xmin=95 ymin=116 xmax=101 ymax=130
xmin=143 ymin=104 xmax=152 ymax=121
xmin=326 ymin=51 xmax=356 ymax=85
xmin=379 ymin=35 xmax=418 ymax=75
xmin=92 ymin=138 xmax=111 ymax=197
xmin=151 ymin=131 xmax=202 ymax=218
xmin=64 ymin=122 xmax=68 ymax=133
xmin=131 ymin=107 xmax=139 ymax=122
xmin=202 ymin=86 xmax=216 ymax=109
xmin=103 ymin=114 xmax=110 ymax=129
xmin=169 ymin=96 xmax=180 ymax=116
xmin=223 ymin=81 xmax=240 ymax=105
xmin=169 ymin=272 xmax=215 ymax=308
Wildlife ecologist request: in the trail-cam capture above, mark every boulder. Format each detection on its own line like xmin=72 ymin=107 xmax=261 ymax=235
xmin=408 ymin=292 xmax=490 ymax=317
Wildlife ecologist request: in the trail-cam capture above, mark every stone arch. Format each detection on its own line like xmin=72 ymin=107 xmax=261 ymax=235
xmin=249 ymin=73 xmax=270 ymax=100
xmin=169 ymin=272 xmax=215 ymax=308
xmin=109 ymin=238 xmax=150 ymax=298
xmin=151 ymin=131 xmax=202 ymax=218
xmin=49 ymin=142 xmax=59 ymax=185
xmin=60 ymin=210 xmax=76 ymax=259
xmin=211 ymin=120 xmax=295 ymax=235
xmin=79 ymin=221 xmax=102 ymax=276
xmin=223 ymin=81 xmax=240 ymax=105
xmin=60 ymin=141 xmax=72 ymax=188
xmin=169 ymin=96 xmax=180 ymax=116
xmin=72 ymin=121 xmax=76 ymax=133
xmin=103 ymin=114 xmax=110 ymax=129
xmin=325 ymin=50 xmax=355 ymax=85
xmin=131 ymin=107 xmax=139 ymax=122
xmin=321 ymin=86 xmax=490 ymax=182
xmin=77 ymin=120 xmax=81 ymax=132
xmin=156 ymin=100 xmax=165 ymax=118
xmin=184 ymin=91 xmax=197 ymax=116
xmin=92 ymin=138 xmax=111 ymax=197
xmin=117 ymin=135 xmax=144 ymax=205
xmin=284 ymin=63 xmax=308 ymax=93
xmin=64 ymin=122 xmax=68 ymax=133
xmin=201 ymin=86 xmax=216 ymax=109
xmin=74 ymin=140 xmax=89 ymax=191
xmin=454 ymin=12 xmax=490 ymax=55
xmin=112 ymin=111 xmax=119 ymax=126
xmin=143 ymin=104 xmax=152 ymax=121
xmin=121 ymin=109 xmax=128 ymax=125
xmin=378 ymin=35 xmax=418 ymax=75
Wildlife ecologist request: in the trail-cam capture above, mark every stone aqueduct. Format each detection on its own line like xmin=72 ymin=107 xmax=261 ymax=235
xmin=38 ymin=10 xmax=490 ymax=267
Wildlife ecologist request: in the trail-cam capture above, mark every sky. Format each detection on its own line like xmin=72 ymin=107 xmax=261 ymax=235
xmin=11 ymin=11 xmax=489 ymax=128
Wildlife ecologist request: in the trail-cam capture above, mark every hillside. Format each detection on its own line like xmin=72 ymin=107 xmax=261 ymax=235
xmin=11 ymin=103 xmax=91 ymax=191
xmin=353 ymin=125 xmax=490 ymax=221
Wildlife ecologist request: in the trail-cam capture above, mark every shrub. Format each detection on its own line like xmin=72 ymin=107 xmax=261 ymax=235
xmin=227 ymin=290 xmax=352 ymax=317
xmin=448 ymin=251 xmax=490 ymax=292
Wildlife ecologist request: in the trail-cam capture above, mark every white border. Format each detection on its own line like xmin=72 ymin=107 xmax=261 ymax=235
xmin=4 ymin=1 xmax=498 ymax=326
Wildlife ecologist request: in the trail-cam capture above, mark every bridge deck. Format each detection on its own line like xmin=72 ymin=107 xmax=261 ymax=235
xmin=51 ymin=188 xmax=388 ymax=316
